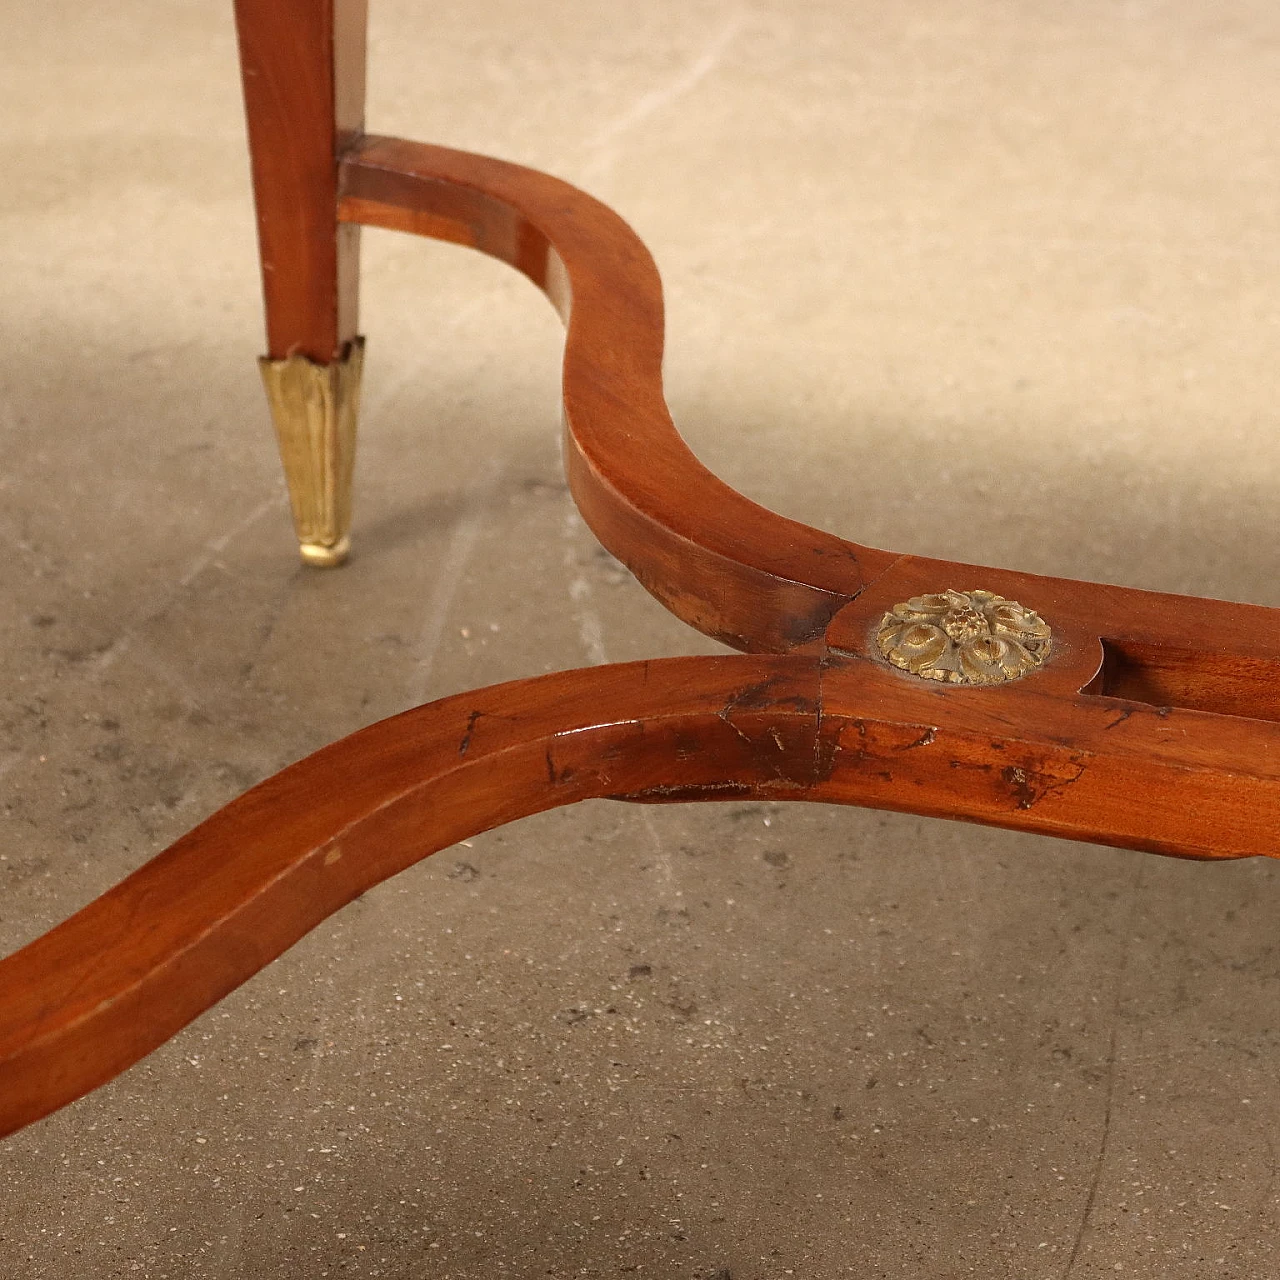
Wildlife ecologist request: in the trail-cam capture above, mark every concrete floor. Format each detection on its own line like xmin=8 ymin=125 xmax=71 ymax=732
xmin=3 ymin=1 xmax=1280 ymax=1276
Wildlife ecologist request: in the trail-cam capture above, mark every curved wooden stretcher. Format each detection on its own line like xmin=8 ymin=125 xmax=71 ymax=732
xmin=4 ymin=129 xmax=1280 ymax=1141
xmin=4 ymin=3 xmax=1279 ymax=1181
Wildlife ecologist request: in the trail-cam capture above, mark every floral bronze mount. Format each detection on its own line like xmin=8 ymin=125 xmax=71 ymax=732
xmin=876 ymin=589 xmax=1052 ymax=685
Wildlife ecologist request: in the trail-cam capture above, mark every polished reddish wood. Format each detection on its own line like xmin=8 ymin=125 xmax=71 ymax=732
xmin=0 ymin=657 xmax=819 ymax=1139
xmin=4 ymin=650 xmax=1278 ymax=1137
xmin=5 ymin=129 xmax=1280 ymax=1144
xmin=234 ymin=0 xmax=366 ymax=361
xmin=339 ymin=137 xmax=898 ymax=653
xmin=338 ymin=137 xmax=1280 ymax=693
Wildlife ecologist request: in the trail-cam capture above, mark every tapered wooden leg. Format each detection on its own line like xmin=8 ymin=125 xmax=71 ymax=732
xmin=234 ymin=0 xmax=368 ymax=566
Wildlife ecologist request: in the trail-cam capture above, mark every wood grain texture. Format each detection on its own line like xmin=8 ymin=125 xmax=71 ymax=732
xmin=4 ymin=651 xmax=1278 ymax=1137
xmin=5 ymin=134 xmax=1280 ymax=1142
xmin=0 ymin=657 xmax=821 ymax=1139
xmin=339 ymin=137 xmax=898 ymax=653
xmin=234 ymin=0 xmax=366 ymax=361
xmin=338 ymin=137 xmax=1280 ymax=701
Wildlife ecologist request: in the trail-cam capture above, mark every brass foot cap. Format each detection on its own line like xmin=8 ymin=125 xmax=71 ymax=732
xmin=260 ymin=337 xmax=365 ymax=570
xmin=299 ymin=536 xmax=351 ymax=568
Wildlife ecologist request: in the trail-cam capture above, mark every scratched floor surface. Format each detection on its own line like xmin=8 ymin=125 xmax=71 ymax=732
xmin=2 ymin=1 xmax=1279 ymax=1276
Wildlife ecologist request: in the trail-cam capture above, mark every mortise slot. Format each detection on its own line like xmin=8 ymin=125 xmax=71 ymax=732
xmin=1089 ymin=638 xmax=1280 ymax=723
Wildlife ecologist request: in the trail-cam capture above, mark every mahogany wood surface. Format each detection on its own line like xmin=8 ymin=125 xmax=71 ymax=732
xmin=233 ymin=0 xmax=366 ymax=362
xmin=4 ymin=647 xmax=1278 ymax=1138
xmin=340 ymin=137 xmax=897 ymax=653
xmin=4 ymin=71 xmax=1280 ymax=1146
xmin=339 ymin=136 xmax=1280 ymax=690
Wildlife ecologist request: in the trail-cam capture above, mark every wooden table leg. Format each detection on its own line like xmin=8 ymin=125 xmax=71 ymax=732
xmin=233 ymin=0 xmax=368 ymax=566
